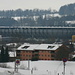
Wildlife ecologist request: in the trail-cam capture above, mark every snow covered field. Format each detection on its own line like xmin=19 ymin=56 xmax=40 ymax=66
xmin=0 ymin=60 xmax=75 ymax=75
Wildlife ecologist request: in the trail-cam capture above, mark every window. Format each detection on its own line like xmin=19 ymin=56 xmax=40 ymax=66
xmin=49 ymin=51 xmax=51 ymax=53
xmin=51 ymin=51 xmax=55 ymax=53
xmin=32 ymin=55 xmax=34 ymax=57
xmin=35 ymin=50 xmax=39 ymax=52
xmin=26 ymin=55 xmax=28 ymax=57
xmin=26 ymin=51 xmax=30 ymax=53
xmin=22 ymin=46 xmax=29 ymax=49
xmin=42 ymin=55 xmax=43 ymax=56
xmin=40 ymin=51 xmax=42 ymax=52
xmin=30 ymin=51 xmax=31 ymax=53
xmin=26 ymin=51 xmax=28 ymax=53
xmin=51 ymin=55 xmax=55 ymax=57
xmin=32 ymin=51 xmax=35 ymax=53
xmin=48 ymin=55 xmax=50 ymax=57
xmin=35 ymin=54 xmax=38 ymax=56
xmin=17 ymin=50 xmax=21 ymax=53
xmin=51 ymin=59 xmax=54 ymax=60
xmin=17 ymin=54 xmax=20 ymax=56
xmin=47 ymin=46 xmax=55 ymax=49
xmin=29 ymin=55 xmax=31 ymax=57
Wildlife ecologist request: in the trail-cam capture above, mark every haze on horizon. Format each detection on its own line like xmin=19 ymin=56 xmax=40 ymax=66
xmin=0 ymin=0 xmax=75 ymax=11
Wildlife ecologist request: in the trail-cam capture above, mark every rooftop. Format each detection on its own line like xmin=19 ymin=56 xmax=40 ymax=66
xmin=35 ymin=44 xmax=62 ymax=50
xmin=17 ymin=43 xmax=62 ymax=51
xmin=17 ymin=43 xmax=39 ymax=51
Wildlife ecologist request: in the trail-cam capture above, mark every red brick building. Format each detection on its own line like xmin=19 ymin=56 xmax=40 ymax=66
xmin=16 ymin=43 xmax=39 ymax=60
xmin=16 ymin=43 xmax=63 ymax=60
xmin=32 ymin=44 xmax=62 ymax=60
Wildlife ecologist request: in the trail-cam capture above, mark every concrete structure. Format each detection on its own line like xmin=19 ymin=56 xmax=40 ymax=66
xmin=0 ymin=26 xmax=75 ymax=40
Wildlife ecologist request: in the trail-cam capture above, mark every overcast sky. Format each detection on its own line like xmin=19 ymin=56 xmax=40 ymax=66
xmin=0 ymin=0 xmax=75 ymax=10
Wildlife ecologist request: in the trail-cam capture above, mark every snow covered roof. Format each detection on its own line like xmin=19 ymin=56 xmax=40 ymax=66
xmin=17 ymin=43 xmax=39 ymax=51
xmin=9 ymin=51 xmax=16 ymax=57
xmin=66 ymin=20 xmax=75 ymax=24
xmin=17 ymin=43 xmax=62 ymax=51
xmin=6 ymin=43 xmax=17 ymax=47
xmin=35 ymin=44 xmax=62 ymax=50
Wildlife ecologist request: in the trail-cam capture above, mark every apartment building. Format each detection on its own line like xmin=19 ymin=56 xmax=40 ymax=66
xmin=16 ymin=43 xmax=63 ymax=60
xmin=32 ymin=44 xmax=62 ymax=60
xmin=16 ymin=43 xmax=39 ymax=60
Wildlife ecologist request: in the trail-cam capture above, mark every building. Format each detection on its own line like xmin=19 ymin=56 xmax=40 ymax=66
xmin=16 ymin=43 xmax=39 ymax=60
xmin=16 ymin=43 xmax=66 ymax=60
xmin=9 ymin=51 xmax=16 ymax=61
xmin=55 ymin=45 xmax=70 ymax=60
xmin=33 ymin=44 xmax=62 ymax=60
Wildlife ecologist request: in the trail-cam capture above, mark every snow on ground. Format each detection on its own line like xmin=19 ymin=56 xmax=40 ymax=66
xmin=0 ymin=60 xmax=75 ymax=75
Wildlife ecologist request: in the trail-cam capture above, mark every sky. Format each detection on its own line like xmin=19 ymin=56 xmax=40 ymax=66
xmin=0 ymin=0 xmax=75 ymax=11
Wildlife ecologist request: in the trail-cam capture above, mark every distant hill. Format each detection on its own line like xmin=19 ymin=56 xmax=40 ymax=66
xmin=59 ymin=3 xmax=75 ymax=15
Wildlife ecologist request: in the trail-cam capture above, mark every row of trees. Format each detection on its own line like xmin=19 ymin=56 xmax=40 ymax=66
xmin=0 ymin=3 xmax=75 ymax=17
xmin=0 ymin=9 xmax=57 ymax=17
xmin=0 ymin=3 xmax=75 ymax=26
xmin=0 ymin=46 xmax=9 ymax=62
xmin=59 ymin=3 xmax=75 ymax=15
xmin=0 ymin=3 xmax=75 ymax=18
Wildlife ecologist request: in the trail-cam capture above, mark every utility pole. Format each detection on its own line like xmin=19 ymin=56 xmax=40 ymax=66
xmin=14 ymin=59 xmax=20 ymax=72
xmin=13 ymin=44 xmax=16 ymax=72
xmin=63 ymin=58 xmax=67 ymax=75
xmin=63 ymin=62 xmax=65 ymax=75
xmin=28 ymin=59 xmax=30 ymax=70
